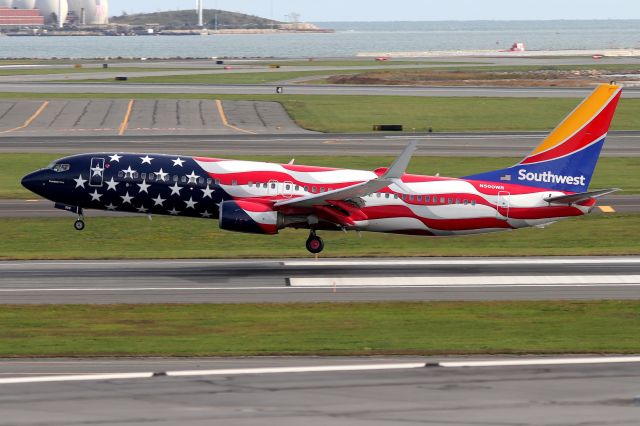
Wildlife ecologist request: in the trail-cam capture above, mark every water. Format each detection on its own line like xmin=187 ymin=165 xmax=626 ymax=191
xmin=2 ymin=20 xmax=639 ymax=59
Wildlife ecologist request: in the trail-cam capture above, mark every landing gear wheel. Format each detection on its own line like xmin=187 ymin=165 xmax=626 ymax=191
xmin=74 ymin=219 xmax=85 ymax=231
xmin=306 ymin=234 xmax=324 ymax=254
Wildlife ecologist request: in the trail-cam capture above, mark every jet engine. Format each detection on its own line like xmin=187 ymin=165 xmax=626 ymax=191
xmin=219 ymin=200 xmax=281 ymax=235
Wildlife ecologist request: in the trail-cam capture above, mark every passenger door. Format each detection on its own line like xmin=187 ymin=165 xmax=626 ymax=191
xmin=89 ymin=157 xmax=105 ymax=187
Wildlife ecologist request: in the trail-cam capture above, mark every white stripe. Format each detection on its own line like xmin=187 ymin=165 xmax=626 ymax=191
xmin=0 ymin=372 xmax=153 ymax=385
xmin=441 ymin=356 xmax=640 ymax=368
xmin=167 ymin=363 xmax=426 ymax=377
xmin=289 ymin=275 xmax=640 ymax=287
xmin=285 ymin=258 xmax=640 ymax=267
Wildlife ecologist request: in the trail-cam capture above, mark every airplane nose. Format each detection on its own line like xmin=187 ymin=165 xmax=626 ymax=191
xmin=21 ymin=171 xmax=44 ymax=194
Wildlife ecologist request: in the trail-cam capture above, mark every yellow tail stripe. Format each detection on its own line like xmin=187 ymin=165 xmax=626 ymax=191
xmin=531 ymin=84 xmax=619 ymax=156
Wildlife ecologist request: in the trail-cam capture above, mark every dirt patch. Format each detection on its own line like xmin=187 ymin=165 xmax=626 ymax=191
xmin=327 ymin=69 xmax=640 ymax=87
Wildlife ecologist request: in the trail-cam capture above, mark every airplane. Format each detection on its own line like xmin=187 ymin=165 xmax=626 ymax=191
xmin=21 ymin=83 xmax=622 ymax=254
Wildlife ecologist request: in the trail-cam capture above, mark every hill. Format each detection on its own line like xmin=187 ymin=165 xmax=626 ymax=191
xmin=111 ymin=9 xmax=280 ymax=29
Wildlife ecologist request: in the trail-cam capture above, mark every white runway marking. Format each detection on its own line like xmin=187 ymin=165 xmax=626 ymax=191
xmin=289 ymin=275 xmax=640 ymax=287
xmin=2 ymin=357 xmax=640 ymax=385
xmin=286 ymin=258 xmax=640 ymax=267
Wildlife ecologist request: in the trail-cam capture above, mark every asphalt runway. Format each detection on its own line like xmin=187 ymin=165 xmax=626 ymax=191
xmin=3 ymin=82 xmax=640 ymax=97
xmin=0 ymin=99 xmax=308 ymax=137
xmin=1 ymin=131 xmax=639 ymax=155
xmin=1 ymin=356 xmax=640 ymax=425
xmin=0 ymin=257 xmax=638 ymax=304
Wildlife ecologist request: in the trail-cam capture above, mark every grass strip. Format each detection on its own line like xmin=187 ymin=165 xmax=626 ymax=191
xmin=0 ymin=93 xmax=638 ymax=132
xmin=1 ymin=301 xmax=639 ymax=357
xmin=0 ymin=214 xmax=638 ymax=260
xmin=4 ymin=154 xmax=638 ymax=199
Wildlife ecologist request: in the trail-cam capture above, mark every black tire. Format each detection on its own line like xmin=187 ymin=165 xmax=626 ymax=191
xmin=305 ymin=235 xmax=324 ymax=254
xmin=74 ymin=220 xmax=85 ymax=231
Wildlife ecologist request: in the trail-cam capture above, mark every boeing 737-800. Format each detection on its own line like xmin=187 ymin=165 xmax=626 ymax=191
xmin=22 ymin=83 xmax=622 ymax=254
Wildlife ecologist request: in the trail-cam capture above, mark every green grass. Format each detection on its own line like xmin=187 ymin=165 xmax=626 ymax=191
xmin=1 ymin=301 xmax=639 ymax=357
xmin=0 ymin=67 xmax=200 ymax=76
xmin=4 ymin=154 xmax=639 ymax=199
xmin=0 ymin=214 xmax=638 ymax=260
xmin=0 ymin=92 xmax=639 ymax=132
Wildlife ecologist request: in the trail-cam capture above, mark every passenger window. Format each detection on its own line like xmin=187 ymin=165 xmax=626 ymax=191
xmin=181 ymin=176 xmax=187 ymax=183
xmin=248 ymin=181 xmax=253 ymax=187
xmin=385 ymin=193 xmax=390 ymax=199
xmin=448 ymin=198 xmax=453 ymax=204
xmin=117 ymin=171 xmax=124 ymax=178
xmin=270 ymin=183 xmax=276 ymax=189
xmin=471 ymin=200 xmax=477 ymax=206
xmin=312 ymin=187 xmax=317 ymax=193
xmin=207 ymin=178 xmax=212 ymax=185
xmin=304 ymin=186 xmax=309 ymax=192
xmin=198 ymin=177 xmax=205 ymax=185
xmin=409 ymin=195 xmax=414 ymax=201
xmin=148 ymin=173 xmax=155 ymax=181
xmin=425 ymin=195 xmax=430 ymax=203
xmin=440 ymin=197 xmax=445 ymax=204
xmin=295 ymin=185 xmax=300 ymax=191
xmin=173 ymin=175 xmax=179 ymax=182
xmin=394 ymin=194 xmax=399 ymax=199
xmin=215 ymin=179 xmax=221 ymax=185
xmin=464 ymin=200 xmax=468 ymax=205
xmin=133 ymin=172 xmax=139 ymax=179
xmin=285 ymin=184 xmax=291 ymax=190
xmin=320 ymin=188 xmax=325 ymax=193
xmin=233 ymin=180 xmax=238 ymax=186
xmin=456 ymin=199 xmax=460 ymax=204
xmin=141 ymin=173 xmax=146 ymax=180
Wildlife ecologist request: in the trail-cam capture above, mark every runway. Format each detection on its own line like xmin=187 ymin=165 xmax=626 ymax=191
xmin=3 ymin=82 xmax=640 ymax=97
xmin=0 ymin=257 xmax=638 ymax=304
xmin=1 ymin=356 xmax=639 ymax=425
xmin=2 ymin=131 xmax=639 ymax=155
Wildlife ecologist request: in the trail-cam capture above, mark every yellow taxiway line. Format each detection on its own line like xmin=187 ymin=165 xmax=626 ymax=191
xmin=0 ymin=101 xmax=49 ymax=134
xmin=598 ymin=206 xmax=616 ymax=213
xmin=118 ymin=99 xmax=135 ymax=136
xmin=215 ymin=99 xmax=256 ymax=135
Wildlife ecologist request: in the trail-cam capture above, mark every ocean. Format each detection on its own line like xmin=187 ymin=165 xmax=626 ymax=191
xmin=3 ymin=20 xmax=640 ymax=59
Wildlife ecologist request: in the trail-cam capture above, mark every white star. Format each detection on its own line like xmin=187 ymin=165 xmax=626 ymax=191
xmin=105 ymin=177 xmax=119 ymax=191
xmin=152 ymin=194 xmax=165 ymax=206
xmin=172 ymin=157 xmax=185 ymax=167
xmin=169 ymin=182 xmax=182 ymax=196
xmin=122 ymin=166 xmax=136 ymax=179
xmin=155 ymin=168 xmax=168 ymax=181
xmin=106 ymin=203 xmax=117 ymax=211
xmin=91 ymin=165 xmax=104 ymax=177
xmin=140 ymin=155 xmax=154 ymax=165
xmin=136 ymin=205 xmax=148 ymax=213
xmin=200 ymin=210 xmax=213 ymax=218
xmin=168 ymin=207 xmax=181 ymax=216
xmin=89 ymin=189 xmax=102 ymax=201
xmin=109 ymin=154 xmax=122 ymax=163
xmin=185 ymin=197 xmax=198 ymax=209
xmin=201 ymin=185 xmax=214 ymax=198
xmin=74 ymin=175 xmax=87 ymax=189
xmin=137 ymin=180 xmax=150 ymax=193
xmin=186 ymin=171 xmax=200 ymax=184
xmin=121 ymin=192 xmax=134 ymax=204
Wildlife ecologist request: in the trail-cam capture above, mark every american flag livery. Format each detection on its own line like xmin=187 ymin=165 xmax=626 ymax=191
xmin=21 ymin=84 xmax=622 ymax=254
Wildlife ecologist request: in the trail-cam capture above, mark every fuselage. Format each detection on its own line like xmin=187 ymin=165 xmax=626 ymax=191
xmin=21 ymin=152 xmax=594 ymax=237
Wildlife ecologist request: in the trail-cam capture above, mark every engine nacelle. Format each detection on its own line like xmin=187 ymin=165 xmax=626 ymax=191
xmin=219 ymin=200 xmax=280 ymax=235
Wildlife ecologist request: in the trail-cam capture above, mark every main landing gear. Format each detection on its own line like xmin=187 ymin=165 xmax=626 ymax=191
xmin=306 ymin=231 xmax=324 ymax=254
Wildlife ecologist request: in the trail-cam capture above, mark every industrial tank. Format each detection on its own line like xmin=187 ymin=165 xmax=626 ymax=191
xmin=35 ymin=0 xmax=68 ymax=24
xmin=68 ymin=0 xmax=108 ymax=25
xmin=13 ymin=0 xmax=36 ymax=9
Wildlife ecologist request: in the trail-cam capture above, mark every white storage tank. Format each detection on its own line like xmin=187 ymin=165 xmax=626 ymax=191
xmin=13 ymin=0 xmax=36 ymax=9
xmin=35 ymin=0 xmax=68 ymax=25
xmin=68 ymin=0 xmax=108 ymax=25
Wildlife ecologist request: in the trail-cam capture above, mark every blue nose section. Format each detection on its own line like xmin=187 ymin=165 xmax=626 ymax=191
xmin=21 ymin=171 xmax=45 ymax=195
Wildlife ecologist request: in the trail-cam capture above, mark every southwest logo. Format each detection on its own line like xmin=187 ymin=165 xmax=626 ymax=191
xmin=517 ymin=169 xmax=587 ymax=186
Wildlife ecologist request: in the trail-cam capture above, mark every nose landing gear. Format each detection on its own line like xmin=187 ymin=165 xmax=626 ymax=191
xmin=74 ymin=217 xmax=85 ymax=231
xmin=306 ymin=231 xmax=324 ymax=254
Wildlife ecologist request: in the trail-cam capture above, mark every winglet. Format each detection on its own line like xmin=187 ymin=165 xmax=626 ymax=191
xmin=382 ymin=141 xmax=418 ymax=179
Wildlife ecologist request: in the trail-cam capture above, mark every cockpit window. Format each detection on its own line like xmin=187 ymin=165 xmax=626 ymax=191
xmin=51 ymin=164 xmax=70 ymax=172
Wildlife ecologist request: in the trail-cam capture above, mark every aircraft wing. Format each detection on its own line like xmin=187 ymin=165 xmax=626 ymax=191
xmin=544 ymin=188 xmax=620 ymax=204
xmin=274 ymin=141 xmax=417 ymax=209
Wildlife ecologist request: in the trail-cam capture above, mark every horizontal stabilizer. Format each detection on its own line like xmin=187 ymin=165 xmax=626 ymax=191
xmin=544 ymin=188 xmax=620 ymax=204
